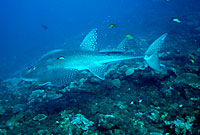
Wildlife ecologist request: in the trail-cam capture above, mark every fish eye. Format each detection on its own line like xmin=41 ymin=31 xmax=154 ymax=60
xmin=57 ymin=56 xmax=65 ymax=60
xmin=27 ymin=66 xmax=36 ymax=73
xmin=27 ymin=68 xmax=32 ymax=73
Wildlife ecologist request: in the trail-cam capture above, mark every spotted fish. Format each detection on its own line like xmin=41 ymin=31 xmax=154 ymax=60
xmin=21 ymin=28 xmax=167 ymax=87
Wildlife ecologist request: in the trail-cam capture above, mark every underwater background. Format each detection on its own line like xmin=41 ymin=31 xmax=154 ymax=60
xmin=0 ymin=0 xmax=200 ymax=134
xmin=1 ymin=0 xmax=199 ymax=79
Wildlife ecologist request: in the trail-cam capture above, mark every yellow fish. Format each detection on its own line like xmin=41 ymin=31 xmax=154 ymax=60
xmin=124 ymin=34 xmax=133 ymax=40
xmin=34 ymin=82 xmax=39 ymax=86
xmin=57 ymin=56 xmax=65 ymax=60
xmin=190 ymin=59 xmax=195 ymax=64
xmin=172 ymin=18 xmax=181 ymax=23
xmin=108 ymin=24 xmax=116 ymax=29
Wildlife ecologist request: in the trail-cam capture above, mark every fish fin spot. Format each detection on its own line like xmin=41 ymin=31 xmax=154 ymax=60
xmin=88 ymin=64 xmax=108 ymax=80
xmin=80 ymin=28 xmax=98 ymax=51
xmin=117 ymin=38 xmax=129 ymax=52
xmin=37 ymin=68 xmax=78 ymax=87
xmin=145 ymin=33 xmax=167 ymax=55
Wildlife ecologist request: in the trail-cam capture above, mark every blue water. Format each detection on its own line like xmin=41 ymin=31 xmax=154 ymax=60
xmin=0 ymin=0 xmax=199 ymax=79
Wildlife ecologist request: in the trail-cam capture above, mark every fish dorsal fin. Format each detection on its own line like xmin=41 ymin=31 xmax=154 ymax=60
xmin=80 ymin=28 xmax=98 ymax=51
xmin=88 ymin=64 xmax=108 ymax=80
xmin=116 ymin=38 xmax=129 ymax=52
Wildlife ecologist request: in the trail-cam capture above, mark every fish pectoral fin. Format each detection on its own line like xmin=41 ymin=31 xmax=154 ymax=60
xmin=88 ymin=64 xmax=108 ymax=80
xmin=80 ymin=28 xmax=98 ymax=51
xmin=37 ymin=68 xmax=78 ymax=87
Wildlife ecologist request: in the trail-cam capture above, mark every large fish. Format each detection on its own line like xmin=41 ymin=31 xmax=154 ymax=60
xmin=21 ymin=28 xmax=167 ymax=87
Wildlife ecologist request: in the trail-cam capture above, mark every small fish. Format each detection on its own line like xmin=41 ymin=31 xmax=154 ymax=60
xmin=172 ymin=18 xmax=181 ymax=23
xmin=34 ymin=82 xmax=39 ymax=86
xmin=41 ymin=24 xmax=48 ymax=30
xmin=124 ymin=34 xmax=133 ymax=40
xmin=57 ymin=56 xmax=65 ymax=60
xmin=108 ymin=24 xmax=116 ymax=29
xmin=190 ymin=59 xmax=195 ymax=64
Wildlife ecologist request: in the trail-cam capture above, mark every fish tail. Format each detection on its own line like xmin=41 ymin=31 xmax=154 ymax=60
xmin=144 ymin=33 xmax=168 ymax=71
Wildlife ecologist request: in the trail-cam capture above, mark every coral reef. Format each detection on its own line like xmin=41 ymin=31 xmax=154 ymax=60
xmin=0 ymin=26 xmax=200 ymax=134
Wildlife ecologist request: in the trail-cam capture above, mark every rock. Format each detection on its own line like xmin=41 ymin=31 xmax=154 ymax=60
xmin=71 ymin=114 xmax=94 ymax=131
xmin=125 ymin=67 xmax=135 ymax=76
xmin=13 ymin=104 xmax=26 ymax=113
xmin=197 ymin=48 xmax=200 ymax=53
xmin=60 ymin=110 xmax=73 ymax=119
xmin=37 ymin=129 xmax=51 ymax=135
xmin=69 ymin=82 xmax=78 ymax=89
xmin=0 ymin=105 xmax=5 ymax=115
xmin=33 ymin=114 xmax=47 ymax=121
xmin=6 ymin=113 xmax=24 ymax=130
xmin=89 ymin=76 xmax=101 ymax=83
xmin=6 ymin=118 xmax=16 ymax=129
xmin=120 ymin=65 xmax=129 ymax=71
xmin=29 ymin=89 xmax=46 ymax=99
xmin=47 ymin=92 xmax=63 ymax=100
xmin=98 ymin=113 xmax=119 ymax=130
xmin=28 ymin=89 xmax=46 ymax=103
xmin=176 ymin=73 xmax=200 ymax=89
xmin=0 ymin=129 xmax=7 ymax=135
xmin=111 ymin=79 xmax=121 ymax=88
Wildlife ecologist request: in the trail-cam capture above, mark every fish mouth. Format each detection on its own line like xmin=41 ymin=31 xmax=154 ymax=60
xmin=20 ymin=76 xmax=37 ymax=82
xmin=20 ymin=71 xmax=37 ymax=82
xmin=20 ymin=76 xmax=52 ymax=86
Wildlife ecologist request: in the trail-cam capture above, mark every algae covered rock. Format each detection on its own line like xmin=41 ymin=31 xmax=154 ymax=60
xmin=111 ymin=79 xmax=121 ymax=88
xmin=47 ymin=92 xmax=63 ymax=100
xmin=0 ymin=105 xmax=5 ymax=115
xmin=13 ymin=104 xmax=26 ymax=113
xmin=58 ymin=111 xmax=94 ymax=132
xmin=33 ymin=114 xmax=47 ymax=121
xmin=29 ymin=89 xmax=46 ymax=98
xmin=6 ymin=112 xmax=24 ymax=130
xmin=28 ymin=89 xmax=47 ymax=103
xmin=2 ymin=77 xmax=22 ymax=90
xmin=125 ymin=67 xmax=135 ymax=76
xmin=71 ymin=114 xmax=94 ymax=130
xmin=0 ymin=129 xmax=7 ymax=135
xmin=37 ymin=129 xmax=51 ymax=135
xmin=164 ymin=117 xmax=194 ymax=135
xmin=175 ymin=73 xmax=200 ymax=89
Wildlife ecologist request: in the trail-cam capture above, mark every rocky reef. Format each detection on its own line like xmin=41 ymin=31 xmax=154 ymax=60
xmin=0 ymin=29 xmax=200 ymax=135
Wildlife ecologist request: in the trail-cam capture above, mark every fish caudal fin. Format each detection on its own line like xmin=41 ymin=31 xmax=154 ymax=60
xmin=144 ymin=53 xmax=161 ymax=72
xmin=144 ymin=33 xmax=168 ymax=71
xmin=80 ymin=28 xmax=98 ymax=51
xmin=145 ymin=33 xmax=167 ymax=55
